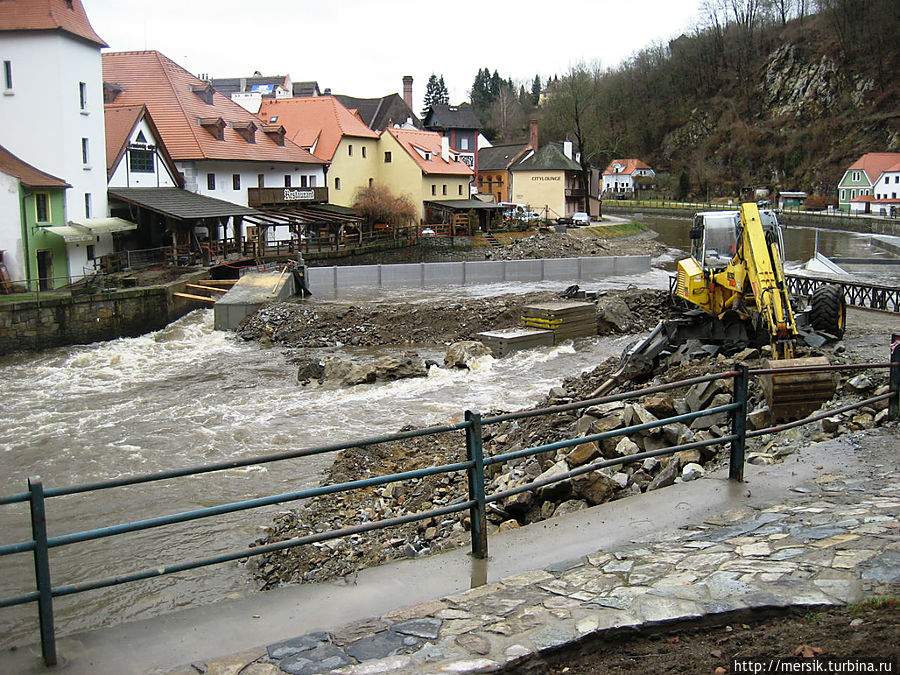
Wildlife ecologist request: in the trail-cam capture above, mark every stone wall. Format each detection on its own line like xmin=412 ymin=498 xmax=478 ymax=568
xmin=0 ymin=272 xmax=208 ymax=355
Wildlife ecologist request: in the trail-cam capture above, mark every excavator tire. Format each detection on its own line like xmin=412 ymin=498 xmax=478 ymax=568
xmin=809 ymin=284 xmax=846 ymax=339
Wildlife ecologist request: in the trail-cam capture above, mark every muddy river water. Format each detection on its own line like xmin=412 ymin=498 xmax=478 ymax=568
xmin=1 ymin=218 xmax=896 ymax=649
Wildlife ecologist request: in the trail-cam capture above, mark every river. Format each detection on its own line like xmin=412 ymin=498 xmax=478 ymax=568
xmin=1 ymin=215 xmax=895 ymax=649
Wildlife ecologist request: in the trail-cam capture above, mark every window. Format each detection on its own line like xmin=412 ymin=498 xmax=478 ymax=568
xmin=86 ymin=245 xmax=96 ymax=261
xmin=257 ymin=174 xmax=265 ymax=188
xmin=458 ymin=185 xmax=463 ymax=195
xmin=369 ymin=178 xmax=374 ymax=187
xmin=852 ymin=171 xmax=860 ymax=181
xmin=284 ymin=175 xmax=291 ymax=187
xmin=887 ymin=177 xmax=891 ymax=184
xmin=34 ymin=192 xmax=50 ymax=222
xmin=362 ymin=146 xmax=367 ymax=159
xmin=84 ymin=193 xmax=92 ymax=218
xmin=3 ymin=60 xmax=12 ymax=91
xmin=79 ymin=82 xmax=87 ymax=110
xmin=895 ymin=176 xmax=899 ymax=183
xmin=334 ymin=177 xmax=341 ymax=190
xmin=300 ymin=175 xmax=308 ymax=187
xmin=460 ymin=137 xmax=469 ymax=151
xmin=840 ymin=190 xmax=846 ymax=201
xmin=431 ymin=185 xmax=436 ymax=196
xmin=384 ymin=151 xmax=392 ymax=163
xmin=348 ymin=144 xmax=353 ymax=157
xmin=309 ymin=175 xmax=316 ymax=187
xmin=207 ymin=173 xmax=216 ymax=190
xmin=442 ymin=185 xmax=447 ymax=196
xmin=233 ymin=174 xmax=241 ymax=190
xmin=129 ymin=149 xmax=154 ymax=173
xmin=81 ymin=138 xmax=89 ymax=165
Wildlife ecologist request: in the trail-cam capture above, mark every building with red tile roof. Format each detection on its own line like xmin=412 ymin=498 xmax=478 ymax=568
xmin=601 ymin=159 xmax=655 ymax=195
xmin=378 ymin=127 xmax=475 ymax=221
xmin=2 ymin=0 xmax=115 ymax=278
xmin=102 ymin=51 xmax=326 ymax=208
xmin=257 ymin=96 xmax=379 ymax=208
xmin=838 ymin=152 xmax=900 ymax=211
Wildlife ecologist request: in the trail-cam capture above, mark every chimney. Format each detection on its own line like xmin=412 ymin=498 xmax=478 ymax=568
xmin=402 ymin=75 xmax=413 ymax=111
xmin=563 ymin=140 xmax=573 ymax=159
xmin=529 ymin=119 xmax=539 ymax=151
xmin=441 ymin=136 xmax=450 ymax=162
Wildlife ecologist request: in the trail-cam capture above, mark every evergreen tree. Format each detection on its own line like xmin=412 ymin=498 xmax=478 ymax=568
xmin=470 ymin=67 xmax=493 ymax=111
xmin=531 ymin=75 xmax=542 ymax=105
xmin=490 ymin=70 xmax=502 ymax=100
xmin=422 ymin=73 xmax=449 ymax=117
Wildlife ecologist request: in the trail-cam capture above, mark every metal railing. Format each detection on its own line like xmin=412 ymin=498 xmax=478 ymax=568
xmin=1 ymin=354 xmax=898 ymax=666
xmin=667 ymin=274 xmax=900 ymax=314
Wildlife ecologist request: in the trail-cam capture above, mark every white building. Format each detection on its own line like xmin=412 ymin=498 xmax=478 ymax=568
xmin=0 ymin=0 xmax=110 ymax=223
xmin=602 ymin=159 xmax=655 ymax=194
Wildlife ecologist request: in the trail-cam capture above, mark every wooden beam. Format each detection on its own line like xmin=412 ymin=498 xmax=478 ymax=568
xmin=197 ymin=279 xmax=238 ymax=286
xmin=186 ymin=283 xmax=229 ymax=294
xmin=173 ymin=292 xmax=217 ymax=304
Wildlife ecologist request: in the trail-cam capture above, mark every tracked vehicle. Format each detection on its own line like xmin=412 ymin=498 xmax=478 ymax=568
xmin=597 ymin=202 xmax=845 ymax=422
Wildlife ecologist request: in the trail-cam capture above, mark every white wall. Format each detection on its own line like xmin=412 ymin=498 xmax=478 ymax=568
xmin=108 ymin=118 xmax=181 ymax=189
xmin=0 ymin=173 xmax=24 ymax=281
xmin=181 ymin=160 xmax=326 ymax=207
xmin=0 ymin=33 xmax=108 ymax=221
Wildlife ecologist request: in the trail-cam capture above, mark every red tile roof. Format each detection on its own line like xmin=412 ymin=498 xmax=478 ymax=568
xmin=602 ymin=159 xmax=652 ymax=176
xmin=0 ymin=0 xmax=107 ymax=47
xmin=0 ymin=143 xmax=70 ymax=189
xmin=101 ymin=51 xmax=325 ymax=166
xmin=383 ymin=127 xmax=474 ymax=176
xmin=257 ymin=96 xmax=378 ymax=162
xmin=846 ymin=153 xmax=900 ymax=183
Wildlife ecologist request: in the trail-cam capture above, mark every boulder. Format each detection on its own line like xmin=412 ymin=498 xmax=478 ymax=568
xmin=502 ymin=489 xmax=535 ymax=515
xmin=296 ymin=359 xmax=325 ymax=384
xmin=567 ymin=441 xmax=600 ymax=467
xmin=444 ymin=341 xmax=492 ymax=369
xmin=642 ymin=394 xmax=677 ymax=419
xmin=596 ymin=296 xmax=634 ymax=332
xmin=571 ymin=470 xmax=619 ymax=504
xmin=690 ymin=393 xmax=733 ymax=430
xmin=323 ymin=357 xmax=378 ymax=386
xmin=554 ymin=499 xmax=590 ymax=517
xmin=675 ymin=448 xmax=702 ymax=466
xmin=647 ymin=457 xmax=680 ymax=491
xmin=373 ymin=353 xmax=428 ymax=380
xmin=535 ymin=461 xmax=573 ymax=501
xmin=614 ymin=436 xmax=641 ymax=458
xmin=681 ymin=463 xmax=705 ymax=481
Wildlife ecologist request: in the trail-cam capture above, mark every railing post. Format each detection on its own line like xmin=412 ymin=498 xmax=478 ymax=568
xmin=465 ymin=411 xmax=488 ymax=559
xmin=28 ymin=477 xmax=57 ymax=666
xmin=891 ymin=334 xmax=900 ymax=421
xmin=729 ymin=366 xmax=748 ymax=482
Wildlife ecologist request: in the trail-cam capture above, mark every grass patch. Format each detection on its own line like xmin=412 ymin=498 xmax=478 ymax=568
xmin=848 ymin=596 xmax=898 ymax=615
xmin=586 ymin=222 xmax=647 ymax=238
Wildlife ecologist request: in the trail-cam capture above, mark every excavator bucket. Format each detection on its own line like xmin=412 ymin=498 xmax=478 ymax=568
xmin=759 ymin=356 xmax=836 ymax=424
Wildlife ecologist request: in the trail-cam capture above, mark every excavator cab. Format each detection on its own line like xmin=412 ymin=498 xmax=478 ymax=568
xmin=690 ymin=211 xmax=740 ymax=269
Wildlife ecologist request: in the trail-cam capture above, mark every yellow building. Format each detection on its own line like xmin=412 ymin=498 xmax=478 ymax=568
xmin=257 ymin=96 xmax=380 ymax=208
xmin=378 ymin=127 xmax=474 ymax=221
xmin=509 ymin=143 xmax=584 ymax=219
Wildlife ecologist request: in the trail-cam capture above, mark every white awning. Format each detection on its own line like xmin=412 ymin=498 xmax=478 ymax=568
xmin=68 ymin=217 xmax=137 ymax=234
xmin=41 ymin=226 xmax=95 ymax=244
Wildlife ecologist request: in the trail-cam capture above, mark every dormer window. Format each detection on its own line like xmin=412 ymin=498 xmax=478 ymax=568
xmin=262 ymin=124 xmax=285 ymax=146
xmin=199 ymin=117 xmax=226 ymax=140
xmin=232 ymin=121 xmax=257 ymax=144
xmin=191 ymin=83 xmax=215 ymax=105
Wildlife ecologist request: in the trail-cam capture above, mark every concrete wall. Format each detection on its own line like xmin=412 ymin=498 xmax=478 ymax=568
xmin=0 ymin=272 xmax=208 ymax=355
xmin=306 ymin=255 xmax=649 ymax=296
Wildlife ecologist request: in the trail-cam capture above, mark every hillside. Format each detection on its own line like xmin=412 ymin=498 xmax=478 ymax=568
xmin=533 ymin=2 xmax=899 ymax=197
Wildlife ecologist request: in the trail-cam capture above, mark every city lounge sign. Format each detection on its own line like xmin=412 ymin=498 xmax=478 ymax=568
xmin=284 ymin=188 xmax=315 ymax=201
xmin=531 ymin=176 xmax=560 ymax=181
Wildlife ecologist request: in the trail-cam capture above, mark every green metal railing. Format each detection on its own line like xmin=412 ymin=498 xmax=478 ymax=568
xmin=1 ymin=351 xmax=898 ymax=666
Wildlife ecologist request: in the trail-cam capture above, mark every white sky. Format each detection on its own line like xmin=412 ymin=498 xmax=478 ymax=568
xmin=85 ymin=0 xmax=704 ymax=108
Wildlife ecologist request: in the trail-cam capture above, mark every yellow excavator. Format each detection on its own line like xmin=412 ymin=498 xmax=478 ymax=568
xmin=596 ymin=202 xmax=845 ymax=422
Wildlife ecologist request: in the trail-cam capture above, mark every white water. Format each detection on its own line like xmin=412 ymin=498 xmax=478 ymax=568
xmin=0 ymin=307 xmax=637 ymax=649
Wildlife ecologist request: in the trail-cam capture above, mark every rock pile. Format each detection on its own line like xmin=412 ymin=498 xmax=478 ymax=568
xmin=248 ymin=338 xmax=895 ymax=590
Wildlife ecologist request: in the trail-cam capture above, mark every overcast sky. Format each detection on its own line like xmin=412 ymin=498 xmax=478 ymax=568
xmin=86 ymin=0 xmax=704 ymax=109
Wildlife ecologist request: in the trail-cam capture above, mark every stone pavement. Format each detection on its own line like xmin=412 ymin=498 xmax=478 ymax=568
xmin=158 ymin=428 xmax=900 ymax=675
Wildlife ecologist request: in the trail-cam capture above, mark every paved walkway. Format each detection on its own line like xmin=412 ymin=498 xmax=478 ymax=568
xmin=152 ymin=427 xmax=899 ymax=675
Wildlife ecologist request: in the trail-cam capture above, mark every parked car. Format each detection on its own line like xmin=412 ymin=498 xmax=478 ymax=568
xmin=557 ymin=216 xmax=573 ymax=226
xmin=524 ymin=211 xmax=542 ymax=222
xmin=421 ymin=227 xmax=436 ymax=237
xmin=573 ymin=212 xmax=590 ymax=226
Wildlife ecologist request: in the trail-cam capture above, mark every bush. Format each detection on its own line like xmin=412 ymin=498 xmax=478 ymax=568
xmin=353 ymin=185 xmax=418 ymax=228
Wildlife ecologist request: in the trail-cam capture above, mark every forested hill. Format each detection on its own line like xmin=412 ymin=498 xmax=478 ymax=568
xmin=484 ymin=1 xmax=899 ymax=198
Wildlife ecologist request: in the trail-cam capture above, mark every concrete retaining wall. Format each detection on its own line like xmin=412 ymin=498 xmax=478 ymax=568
xmin=307 ymin=255 xmax=650 ymax=296
xmin=0 ymin=272 xmax=208 ymax=355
